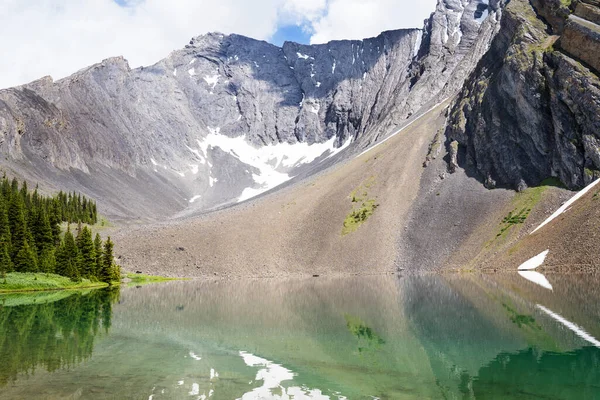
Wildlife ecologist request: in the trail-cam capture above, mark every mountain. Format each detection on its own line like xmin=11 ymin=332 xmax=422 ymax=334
xmin=0 ymin=0 xmax=599 ymax=275
xmin=0 ymin=0 xmax=502 ymax=220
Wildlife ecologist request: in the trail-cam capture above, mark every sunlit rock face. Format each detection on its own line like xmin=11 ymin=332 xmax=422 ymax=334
xmin=0 ymin=0 xmax=500 ymax=219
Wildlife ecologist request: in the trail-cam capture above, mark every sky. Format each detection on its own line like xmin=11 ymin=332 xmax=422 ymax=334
xmin=0 ymin=0 xmax=437 ymax=89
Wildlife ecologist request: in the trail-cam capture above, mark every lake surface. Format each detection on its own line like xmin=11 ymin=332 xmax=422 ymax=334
xmin=1 ymin=273 xmax=599 ymax=399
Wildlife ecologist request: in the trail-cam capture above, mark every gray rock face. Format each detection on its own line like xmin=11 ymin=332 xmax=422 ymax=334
xmin=0 ymin=0 xmax=500 ymax=219
xmin=446 ymin=0 xmax=600 ymax=190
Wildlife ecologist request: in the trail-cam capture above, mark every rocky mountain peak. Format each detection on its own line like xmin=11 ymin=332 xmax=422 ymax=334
xmin=0 ymin=0 xmax=503 ymax=220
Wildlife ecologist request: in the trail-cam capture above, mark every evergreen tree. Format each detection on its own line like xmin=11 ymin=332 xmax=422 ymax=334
xmin=65 ymin=258 xmax=81 ymax=282
xmin=100 ymin=237 xmax=115 ymax=284
xmin=14 ymin=239 xmax=37 ymax=272
xmin=1 ymin=175 xmax=11 ymax=200
xmin=55 ymin=239 xmax=68 ymax=276
xmin=0 ymin=240 xmax=12 ymax=281
xmin=111 ymin=262 xmax=121 ymax=282
xmin=63 ymin=228 xmax=80 ymax=271
xmin=76 ymin=221 xmax=83 ymax=238
xmin=10 ymin=178 xmax=18 ymax=195
xmin=77 ymin=226 xmax=96 ymax=279
xmin=8 ymin=194 xmax=27 ymax=259
xmin=49 ymin=200 xmax=61 ymax=245
xmin=34 ymin=209 xmax=54 ymax=256
xmin=94 ymin=233 xmax=103 ymax=277
xmin=39 ymin=246 xmax=56 ymax=274
xmin=0 ymin=197 xmax=12 ymax=255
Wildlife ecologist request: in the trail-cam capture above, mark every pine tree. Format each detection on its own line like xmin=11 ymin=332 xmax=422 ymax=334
xmin=55 ymin=238 xmax=68 ymax=276
xmin=94 ymin=233 xmax=103 ymax=277
xmin=8 ymin=194 xmax=27 ymax=259
xmin=63 ymin=228 xmax=80 ymax=271
xmin=0 ymin=240 xmax=12 ymax=281
xmin=49 ymin=200 xmax=61 ymax=245
xmin=39 ymin=246 xmax=56 ymax=274
xmin=65 ymin=258 xmax=81 ymax=282
xmin=77 ymin=226 xmax=96 ymax=279
xmin=55 ymin=227 xmax=80 ymax=279
xmin=1 ymin=175 xmax=11 ymax=200
xmin=10 ymin=178 xmax=18 ymax=195
xmin=111 ymin=262 xmax=121 ymax=282
xmin=100 ymin=237 xmax=115 ymax=284
xmin=34 ymin=209 xmax=54 ymax=256
xmin=14 ymin=239 xmax=38 ymax=272
xmin=0 ymin=197 xmax=12 ymax=255
xmin=76 ymin=221 xmax=83 ymax=238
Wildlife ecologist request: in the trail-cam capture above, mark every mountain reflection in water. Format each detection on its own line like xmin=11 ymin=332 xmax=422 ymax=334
xmin=0 ymin=273 xmax=598 ymax=399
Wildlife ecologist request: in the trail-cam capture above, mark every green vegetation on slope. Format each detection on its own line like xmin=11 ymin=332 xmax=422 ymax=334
xmin=495 ymin=178 xmax=564 ymax=240
xmin=462 ymin=178 xmax=566 ymax=270
xmin=0 ymin=176 xmax=121 ymax=287
xmin=342 ymin=177 xmax=379 ymax=236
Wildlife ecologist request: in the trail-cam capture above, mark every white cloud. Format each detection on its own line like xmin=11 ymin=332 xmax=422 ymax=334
xmin=278 ymin=0 xmax=327 ymax=24
xmin=309 ymin=0 xmax=438 ymax=44
xmin=0 ymin=0 xmax=438 ymax=89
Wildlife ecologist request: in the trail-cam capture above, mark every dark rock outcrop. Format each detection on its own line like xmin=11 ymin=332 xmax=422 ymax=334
xmin=447 ymin=0 xmax=600 ymax=190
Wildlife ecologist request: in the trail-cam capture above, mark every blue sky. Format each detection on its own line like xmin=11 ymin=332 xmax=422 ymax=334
xmin=270 ymin=25 xmax=312 ymax=46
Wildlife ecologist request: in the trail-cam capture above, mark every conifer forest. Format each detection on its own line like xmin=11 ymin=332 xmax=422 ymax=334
xmin=0 ymin=176 xmax=120 ymax=283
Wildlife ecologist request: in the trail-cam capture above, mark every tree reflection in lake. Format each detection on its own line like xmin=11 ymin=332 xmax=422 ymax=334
xmin=0 ymin=287 xmax=119 ymax=387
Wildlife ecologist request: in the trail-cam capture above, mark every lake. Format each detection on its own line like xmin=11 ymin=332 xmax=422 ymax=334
xmin=0 ymin=273 xmax=599 ymax=399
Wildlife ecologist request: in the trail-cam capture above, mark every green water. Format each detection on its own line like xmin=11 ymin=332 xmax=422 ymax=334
xmin=0 ymin=273 xmax=599 ymax=399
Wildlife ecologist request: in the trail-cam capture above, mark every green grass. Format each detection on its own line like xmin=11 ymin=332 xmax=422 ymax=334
xmin=342 ymin=200 xmax=379 ymax=236
xmin=342 ymin=177 xmax=379 ymax=236
xmin=495 ymin=178 xmax=564 ymax=239
xmin=497 ymin=207 xmax=531 ymax=237
xmin=125 ymin=273 xmax=181 ymax=287
xmin=0 ymin=272 xmax=108 ymax=293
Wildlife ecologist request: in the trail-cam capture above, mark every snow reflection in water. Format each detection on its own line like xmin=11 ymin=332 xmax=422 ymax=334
xmin=238 ymin=351 xmax=342 ymax=400
xmin=518 ymin=271 xmax=553 ymax=290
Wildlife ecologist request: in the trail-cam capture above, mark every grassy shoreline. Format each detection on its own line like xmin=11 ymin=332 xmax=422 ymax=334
xmin=0 ymin=272 xmax=111 ymax=294
xmin=0 ymin=272 xmax=184 ymax=294
xmin=124 ymin=273 xmax=183 ymax=286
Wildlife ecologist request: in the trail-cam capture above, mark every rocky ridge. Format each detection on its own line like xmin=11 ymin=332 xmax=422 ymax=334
xmin=0 ymin=0 xmax=500 ymax=219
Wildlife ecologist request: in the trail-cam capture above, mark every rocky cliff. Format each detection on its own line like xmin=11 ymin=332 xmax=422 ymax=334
xmin=0 ymin=0 xmax=500 ymax=219
xmin=446 ymin=0 xmax=600 ymax=190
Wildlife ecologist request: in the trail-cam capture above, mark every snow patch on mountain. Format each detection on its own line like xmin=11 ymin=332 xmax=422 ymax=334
xmin=188 ymin=132 xmax=353 ymax=203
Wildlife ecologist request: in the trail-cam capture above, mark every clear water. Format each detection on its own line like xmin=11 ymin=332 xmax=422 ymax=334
xmin=0 ymin=273 xmax=599 ymax=399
